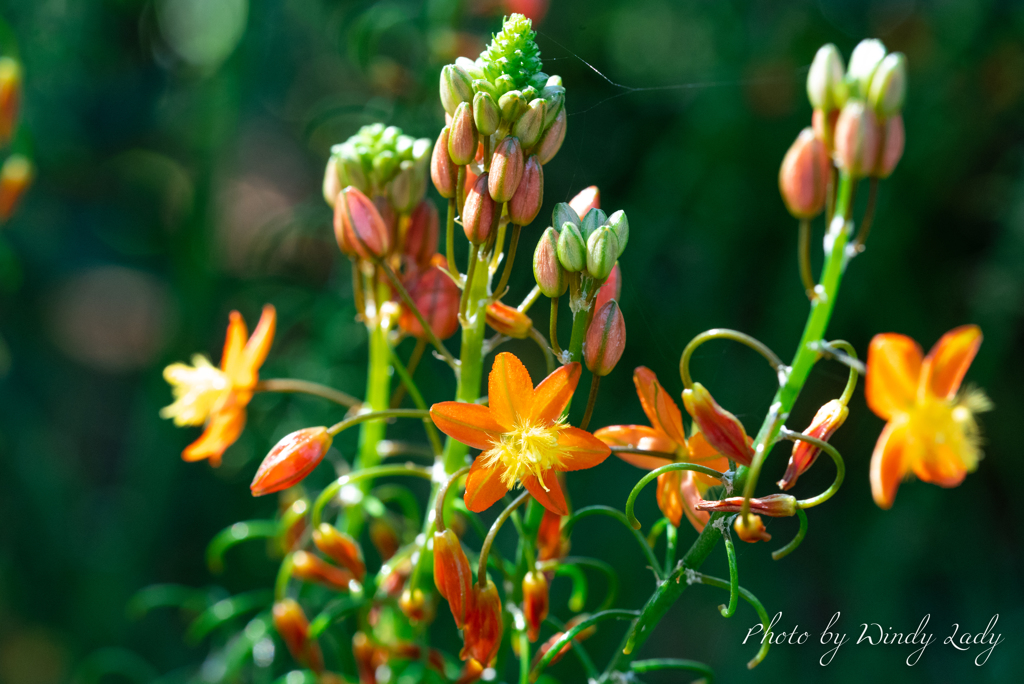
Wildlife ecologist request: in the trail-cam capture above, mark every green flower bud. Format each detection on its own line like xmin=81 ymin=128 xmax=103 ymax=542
xmin=529 ymin=72 xmax=549 ymax=90
xmin=495 ymin=74 xmax=516 ymax=95
xmin=521 ymin=85 xmax=539 ymax=102
xmin=389 ymin=161 xmax=427 ymax=214
xmin=606 ymin=209 xmax=628 ymax=257
xmin=448 ymin=102 xmax=478 ymax=166
xmin=557 ymin=222 xmax=586 ymax=272
xmin=508 ymin=155 xmax=543 ymax=226
xmin=372 ymin=149 xmax=398 ymax=187
xmin=552 ymin=202 xmax=580 ymax=232
xmin=514 ymin=98 xmax=546 ymax=148
xmin=381 ymin=125 xmax=401 ymax=146
xmin=333 ymin=144 xmax=369 ymax=194
xmin=499 ymin=90 xmax=526 ymax=123
xmin=412 ymin=138 xmax=432 ymax=164
xmin=440 ymin=64 xmax=474 ymax=116
xmin=473 ymin=91 xmax=500 ymax=137
xmin=488 ymin=136 xmax=525 ymax=203
xmin=535 ymin=108 xmax=567 ymax=165
xmin=541 ymin=86 xmax=565 ymax=127
xmin=586 ymin=227 xmax=619 ymax=280
xmin=847 ymin=39 xmax=887 ymax=99
xmin=473 ymin=78 xmax=499 ymax=98
xmin=456 ymin=56 xmax=485 ymax=81
xmin=581 ymin=207 xmax=608 ymax=240
xmin=807 ymin=43 xmax=847 ymax=111
xmin=868 ymin=52 xmax=907 ymax=118
xmin=478 ymin=13 xmax=543 ymax=90
xmin=533 ymin=226 xmax=567 ymax=297
xmin=395 ymin=135 xmax=414 ymax=160
xmin=546 ymin=75 xmax=562 ymax=88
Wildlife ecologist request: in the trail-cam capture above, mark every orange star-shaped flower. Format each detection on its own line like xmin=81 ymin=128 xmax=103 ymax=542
xmin=594 ymin=367 xmax=730 ymax=532
xmin=866 ymin=324 xmax=991 ymax=509
xmin=161 ymin=305 xmax=276 ymax=466
xmin=430 ymin=353 xmax=611 ymax=515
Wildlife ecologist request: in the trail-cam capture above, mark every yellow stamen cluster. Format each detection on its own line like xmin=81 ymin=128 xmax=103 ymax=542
xmin=906 ymin=386 xmax=992 ymax=473
xmin=481 ymin=418 xmax=568 ymax=490
xmin=160 ymin=354 xmax=230 ymax=426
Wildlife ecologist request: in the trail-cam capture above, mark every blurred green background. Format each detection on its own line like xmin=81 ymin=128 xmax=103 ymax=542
xmin=1 ymin=0 xmax=1022 ymax=682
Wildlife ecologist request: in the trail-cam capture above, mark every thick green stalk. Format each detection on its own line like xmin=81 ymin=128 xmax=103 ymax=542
xmin=355 ymin=312 xmax=392 ymax=480
xmin=602 ymin=171 xmax=857 ymax=678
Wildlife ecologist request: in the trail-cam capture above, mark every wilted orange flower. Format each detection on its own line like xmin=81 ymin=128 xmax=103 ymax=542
xmin=866 ymin=325 xmax=991 ymax=509
xmin=595 ymin=367 xmax=730 ymax=532
xmin=161 ymin=305 xmax=276 ymax=466
xmin=430 ymin=353 xmax=611 ymax=515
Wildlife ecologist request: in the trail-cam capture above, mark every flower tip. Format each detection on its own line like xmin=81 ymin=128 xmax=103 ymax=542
xmin=250 ymin=427 xmax=332 ymax=497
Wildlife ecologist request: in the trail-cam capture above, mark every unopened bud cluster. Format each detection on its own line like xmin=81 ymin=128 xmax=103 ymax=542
xmin=535 ymin=200 xmax=628 ymax=290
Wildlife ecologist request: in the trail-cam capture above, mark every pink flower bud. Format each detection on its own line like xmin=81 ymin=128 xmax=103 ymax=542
xmin=448 ymin=102 xmax=478 ymax=166
xmin=568 ymin=185 xmax=600 ymax=218
xmin=873 ymin=114 xmax=904 ymax=179
xmin=594 ymin=262 xmax=621 ymax=312
xmin=462 ymin=173 xmax=498 ymax=244
xmin=251 ymin=427 xmax=333 ymax=496
xmin=535 ymin=107 xmax=566 ymax=165
xmin=334 ymin=186 xmax=391 ymax=260
xmin=461 ymin=579 xmax=502 ymax=666
xmin=403 ymin=199 xmax=440 ymax=270
xmin=431 ymin=126 xmax=458 ymax=199
xmin=398 ymin=264 xmax=461 ymax=340
xmin=488 ymin=136 xmax=524 ymax=202
xmin=779 ymin=128 xmax=830 ymax=219
xmin=508 ymin=155 xmax=544 ymax=225
xmin=682 ymin=382 xmax=755 ymax=466
xmin=812 ymin=107 xmax=840 ymax=152
xmin=584 ymin=300 xmax=626 ymax=376
xmin=834 ymin=101 xmax=880 ymax=178
xmin=273 ymin=599 xmax=324 ymax=672
xmin=533 ymin=227 xmax=567 ymax=297
xmin=433 ymin=529 xmax=473 ymax=629
xmin=291 ymin=549 xmax=355 ymax=591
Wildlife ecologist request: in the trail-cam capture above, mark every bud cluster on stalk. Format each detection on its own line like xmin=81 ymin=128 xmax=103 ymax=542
xmin=0 ymin=56 xmax=32 ymax=222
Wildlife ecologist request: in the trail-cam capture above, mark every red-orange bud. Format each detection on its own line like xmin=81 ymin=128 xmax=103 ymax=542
xmin=279 ymin=498 xmax=309 ymax=554
xmin=734 ymin=513 xmax=771 ymax=543
xmin=251 ymin=427 xmax=333 ymax=496
xmin=508 ymin=155 xmax=544 ymax=225
xmin=399 ymin=587 xmax=432 ymax=624
xmin=462 ymin=173 xmax=498 ymax=244
xmin=461 ymin=579 xmax=502 ymax=666
xmin=398 ymin=265 xmax=460 ymax=340
xmin=431 ymin=126 xmax=458 ymax=199
xmin=779 ymin=128 xmax=830 ymax=219
xmin=696 ymin=493 xmax=797 ymax=517
xmin=536 ymin=509 xmax=569 ymax=562
xmin=334 ymin=186 xmax=391 ymax=260
xmin=291 ymin=550 xmax=355 ymax=591
xmin=454 ymin=658 xmax=485 ymax=684
xmin=656 ymin=470 xmax=684 ymax=527
xmin=0 ymin=58 xmax=21 ymax=146
xmin=485 ymin=300 xmax=533 ymax=339
xmin=584 ymin=300 xmax=626 ymax=376
xmin=522 ymin=571 xmax=549 ymax=642
xmin=778 ymin=399 xmax=848 ymax=491
xmin=433 ymin=529 xmax=474 ymax=629
xmin=489 ymin=136 xmax=525 ymax=202
xmin=273 ymin=599 xmax=324 ymax=672
xmin=873 ymin=114 xmax=904 ymax=179
xmin=313 ymin=523 xmax=366 ymax=582
xmin=834 ymin=101 xmax=880 ymax=178
xmin=0 ymin=155 xmax=31 ymax=221
xmin=593 ymin=262 xmax=621 ymax=313
xmin=403 ymin=200 xmax=440 ymax=270
xmin=682 ymin=383 xmax=755 ymax=466
xmin=369 ymin=518 xmax=401 ymax=562
xmin=568 ymin=185 xmax=600 ymax=219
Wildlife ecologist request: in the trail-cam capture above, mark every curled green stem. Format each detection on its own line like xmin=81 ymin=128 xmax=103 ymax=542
xmin=434 ymin=465 xmax=471 ymax=533
xmin=311 ymin=463 xmax=433 ymax=528
xmin=679 ymin=328 xmax=785 ymax=389
xmin=625 ymin=462 xmax=725 ymax=530
xmin=255 ymin=379 xmax=361 ymax=408
xmin=822 ymin=339 xmax=861 ymax=404
xmin=378 ymin=260 xmax=458 ymax=370
xmin=531 ymin=610 xmax=640 ymax=680
xmin=560 ymin=557 xmax=618 ymax=611
xmin=719 ymin=523 xmax=739 ymax=618
xmin=206 ymin=520 xmax=278 ymax=574
xmin=691 ymin=572 xmax=771 ymax=669
xmin=478 ymin=491 xmax=530 ymax=586
xmin=561 ymin=506 xmax=663 ymax=580
xmin=780 ymin=428 xmax=845 ymax=509
xmin=631 ymin=659 xmax=714 ymax=681
xmin=555 ymin=564 xmax=588 ymax=612
xmin=798 ymin=218 xmax=816 ymax=301
xmin=772 ymin=507 xmax=808 ymax=561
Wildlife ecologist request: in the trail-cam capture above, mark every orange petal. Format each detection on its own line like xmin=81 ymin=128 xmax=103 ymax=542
xmin=911 ymin=438 xmax=969 ymax=488
xmin=633 ymin=367 xmax=687 ymax=448
xmin=866 ymin=334 xmax=922 ymax=421
xmin=488 ymin=352 xmax=535 ymax=430
xmin=555 ymin=427 xmax=612 ymax=471
xmin=220 ymin=311 xmax=249 ymax=376
xmin=594 ymin=425 xmax=675 ymax=470
xmin=430 ymin=402 xmax=504 ymax=451
xmin=870 ymin=419 xmax=910 ymax=510
xmin=240 ymin=304 xmax=277 ymax=383
xmin=656 ymin=471 xmax=683 ymax=527
xmin=922 ymin=324 xmax=981 ymax=400
xmin=522 ymin=470 xmax=568 ymax=516
xmin=531 ymin=362 xmax=581 ymax=426
xmin=183 ymin=407 xmax=246 ymax=466
xmin=464 ymin=457 xmax=510 ymax=512
xmin=680 ymin=473 xmax=711 ymax=533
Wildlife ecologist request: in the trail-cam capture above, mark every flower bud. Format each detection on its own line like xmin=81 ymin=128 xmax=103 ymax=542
xmin=586 ymin=226 xmax=619 ymax=281
xmin=584 ymin=300 xmax=625 ymax=376
xmin=291 ymin=550 xmax=356 ymax=591
xmin=486 ymin=301 xmax=533 ymax=338
xmin=521 ymin=85 xmax=539 ymax=102
xmin=372 ymin=149 xmax=398 ymax=187
xmin=461 ymin=579 xmax=503 ymax=666
xmin=656 ymin=470 xmax=684 ymax=527
xmin=580 ymin=208 xmax=607 ymax=240
xmin=868 ymin=52 xmax=906 ymax=118
xmin=533 ymin=227 xmax=567 ymax=297
xmin=734 ymin=514 xmax=771 ymax=543
xmin=498 ymin=89 xmax=526 ymax=123
xmin=399 ymin=587 xmax=430 ymax=623
xmin=389 ymin=161 xmax=427 ymax=214
xmin=440 ymin=64 xmax=474 ymax=116
xmin=334 ymin=186 xmax=391 ymax=260
xmin=431 ymin=126 xmax=458 ymax=199
xmin=322 ymin=156 xmax=342 ymax=207
xmin=522 ymin=571 xmax=549 ymax=642
xmin=812 ymin=107 xmax=841 ymax=152
xmin=374 ymin=195 xmax=399 ymax=249
xmin=535 ymin=107 xmax=567 ymax=165
xmin=399 ymin=264 xmax=461 ymax=340
xmin=541 ymin=85 xmax=565 ymax=127
xmin=0 ymin=58 xmax=21 ymax=145
xmin=250 ymin=427 xmax=332 ymax=496
xmin=495 ymin=74 xmax=516 ymax=94
xmin=313 ymin=523 xmax=366 ymax=582
xmin=552 ymin=202 xmax=581 ymax=231
xmin=536 ymin=509 xmax=570 ymax=562
xmin=352 ymin=632 xmax=383 ymax=684
xmin=833 ymin=101 xmax=880 ymax=178
xmin=682 ymin=382 xmax=755 ymax=465
xmin=778 ymin=399 xmax=848 ymax=491
xmin=779 ymin=128 xmax=830 ymax=219
xmin=847 ymin=39 xmax=887 ymax=99
xmin=0 ymin=155 xmax=32 ymax=221
xmin=696 ymin=493 xmax=797 ymax=517
xmin=473 ymin=91 xmax=500 ymax=137
xmin=369 ymin=518 xmax=400 ymax=561
xmin=593 ymin=262 xmax=621 ymax=312
xmin=606 ymin=209 xmax=628 ymax=257
xmin=513 ymin=99 xmax=546 ymax=148
xmin=569 ymin=185 xmax=600 ymax=218
xmin=806 ymin=44 xmax=846 ymax=111
xmin=556 ymin=222 xmax=586 ymax=272
xmin=273 ymin=599 xmax=324 ymax=672
xmin=279 ymin=498 xmax=309 ymax=554
xmin=473 ymin=78 xmax=499 ymax=98
xmin=508 ymin=155 xmax=544 ymax=225
xmin=433 ymin=529 xmax=474 ymax=629
xmin=403 ymin=199 xmax=440 ymax=270
xmin=462 ymin=173 xmax=498 ymax=244
xmin=488 ymin=136 xmax=525 ymax=202
xmin=873 ymin=114 xmax=905 ymax=179
xmin=448 ymin=102 xmax=478 ymax=166
xmin=456 ymin=56 xmax=485 ymax=81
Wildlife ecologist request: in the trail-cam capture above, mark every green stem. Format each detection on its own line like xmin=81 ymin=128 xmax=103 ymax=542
xmin=311 ymin=463 xmax=433 ymax=528
xmin=531 ymin=610 xmax=639 ymax=680
xmin=679 ymin=328 xmax=784 ymax=389
xmin=782 ymin=429 xmax=846 ymax=509
xmin=379 ymin=261 xmax=458 ymax=370
xmin=355 ymin=307 xmax=392 ymax=485
xmin=719 ymin=525 xmax=738 ymax=618
xmin=624 ymin=462 xmax=725 ymax=530
xmin=387 ymin=345 xmax=443 ymax=456
xmin=478 ymin=491 xmax=530 ymax=585
xmin=561 ymin=506 xmax=663 ymax=580
xmin=631 ymin=659 xmax=714 ymax=681
xmin=664 ymin=522 xmax=677 ymax=578
xmin=493 ymin=223 xmax=521 ymax=299
xmin=798 ymin=218 xmax=816 ymax=301
xmin=445 ymin=197 xmax=460 ymax=281
xmin=771 ymin=508 xmax=808 ymax=561
xmin=579 ymin=374 xmax=600 ymax=431
xmin=519 ymin=284 xmax=541 ymax=313
xmin=566 ymin=286 xmax=594 ymax=363
xmin=255 ymin=379 xmax=361 ymax=408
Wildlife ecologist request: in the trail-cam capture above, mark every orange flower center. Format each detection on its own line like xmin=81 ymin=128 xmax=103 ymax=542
xmin=481 ymin=418 xmax=568 ymax=489
xmin=905 ymin=389 xmax=991 ymax=472
xmin=160 ymin=354 xmax=231 ymax=426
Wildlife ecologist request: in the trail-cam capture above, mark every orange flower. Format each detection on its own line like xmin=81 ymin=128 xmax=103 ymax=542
xmin=594 ymin=367 xmax=730 ymax=532
xmin=161 ymin=305 xmax=276 ymax=466
xmin=866 ymin=325 xmax=992 ymax=509
xmin=430 ymin=353 xmax=611 ymax=515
